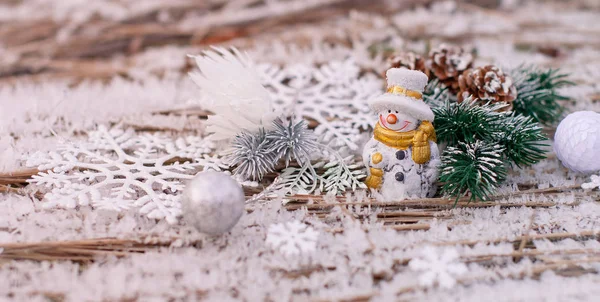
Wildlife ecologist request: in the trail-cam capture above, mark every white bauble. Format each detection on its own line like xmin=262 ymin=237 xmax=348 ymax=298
xmin=181 ymin=171 xmax=245 ymax=235
xmin=554 ymin=111 xmax=600 ymax=173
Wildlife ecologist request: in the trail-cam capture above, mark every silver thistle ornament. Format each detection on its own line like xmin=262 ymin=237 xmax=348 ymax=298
xmin=268 ymin=118 xmax=318 ymax=166
xmin=229 ymin=129 xmax=277 ymax=180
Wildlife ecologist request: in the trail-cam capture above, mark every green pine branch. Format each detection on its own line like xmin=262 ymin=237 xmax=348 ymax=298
xmin=439 ymin=141 xmax=507 ymax=203
xmin=494 ymin=114 xmax=548 ymax=168
xmin=432 ymin=98 xmax=506 ymax=146
xmin=433 ymin=98 xmax=548 ymax=201
xmin=423 ymin=78 xmax=452 ymax=109
xmin=409 ymin=63 xmax=563 ymax=201
xmin=511 ymin=65 xmax=573 ymax=126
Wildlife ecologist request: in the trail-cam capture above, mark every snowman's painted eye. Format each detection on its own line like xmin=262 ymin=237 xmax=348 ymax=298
xmin=395 ymin=111 xmax=398 ymax=114
xmin=388 ymin=110 xmax=391 ymax=113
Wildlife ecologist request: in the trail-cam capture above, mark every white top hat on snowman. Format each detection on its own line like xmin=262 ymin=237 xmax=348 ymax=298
xmin=369 ymin=68 xmax=434 ymax=121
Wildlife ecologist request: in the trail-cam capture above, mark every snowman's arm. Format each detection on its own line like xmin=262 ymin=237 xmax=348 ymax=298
xmin=429 ymin=141 xmax=441 ymax=161
xmin=363 ymin=140 xmax=387 ymax=190
xmin=362 ymin=141 xmax=387 ymax=169
xmin=423 ymin=141 xmax=441 ymax=180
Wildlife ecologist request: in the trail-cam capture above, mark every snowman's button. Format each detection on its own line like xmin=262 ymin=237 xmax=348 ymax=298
xmin=396 ymin=150 xmax=406 ymax=160
xmin=395 ymin=172 xmax=405 ymax=182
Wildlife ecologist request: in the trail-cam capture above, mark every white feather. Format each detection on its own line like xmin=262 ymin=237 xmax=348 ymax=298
xmin=189 ymin=47 xmax=277 ymax=140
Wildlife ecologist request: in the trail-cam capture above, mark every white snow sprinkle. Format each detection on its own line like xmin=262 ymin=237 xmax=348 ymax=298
xmin=582 ymin=175 xmax=600 ymax=190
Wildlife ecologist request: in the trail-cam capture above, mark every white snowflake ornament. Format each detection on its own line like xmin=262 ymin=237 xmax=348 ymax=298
xmin=27 ymin=126 xmax=225 ymax=224
xmin=554 ymin=111 xmax=600 ymax=173
xmin=409 ymin=246 xmax=468 ymax=289
xmin=266 ymin=220 xmax=319 ymax=257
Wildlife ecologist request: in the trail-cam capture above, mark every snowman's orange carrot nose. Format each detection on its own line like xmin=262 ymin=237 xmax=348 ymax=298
xmin=386 ymin=114 xmax=398 ymax=124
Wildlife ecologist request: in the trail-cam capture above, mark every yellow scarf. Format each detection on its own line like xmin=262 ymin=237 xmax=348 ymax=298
xmin=373 ymin=121 xmax=436 ymax=164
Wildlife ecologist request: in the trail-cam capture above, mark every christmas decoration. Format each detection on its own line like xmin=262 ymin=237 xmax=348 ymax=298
xmin=181 ymin=171 xmax=245 ymax=235
xmin=267 ymin=118 xmax=318 ymax=166
xmin=26 ymin=126 xmax=224 ymax=224
xmin=407 ymin=45 xmax=566 ymax=202
xmin=4 ymin=2 xmax=599 ymax=299
xmin=226 ymin=116 xmax=364 ymax=194
xmin=510 ymin=65 xmax=573 ymax=126
xmin=189 ymin=47 xmax=278 ymax=140
xmin=457 ymin=65 xmax=517 ymax=111
xmin=432 ymin=98 xmax=506 ymax=146
xmin=279 ymin=149 xmax=366 ymax=195
xmin=191 ymin=48 xmax=365 ymax=194
xmin=266 ymin=220 xmax=319 ymax=257
xmin=427 ymin=43 xmax=473 ymax=92
xmin=387 ymin=51 xmax=430 ymax=78
xmin=439 ymin=141 xmax=506 ymax=202
xmin=254 ymin=58 xmax=380 ymax=150
xmin=554 ymin=111 xmax=600 ymax=173
xmin=497 ymin=114 xmax=547 ymax=168
xmin=433 ymin=98 xmax=547 ymax=201
xmin=228 ymin=118 xmax=319 ymax=181
xmin=189 ymin=57 xmax=383 ymax=150
xmin=409 ymin=246 xmax=468 ymax=289
xmin=229 ymin=129 xmax=278 ymax=181
xmin=363 ymin=68 xmax=440 ymax=201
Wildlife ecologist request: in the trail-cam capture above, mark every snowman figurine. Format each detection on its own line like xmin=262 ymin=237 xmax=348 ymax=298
xmin=363 ymin=68 xmax=440 ymax=201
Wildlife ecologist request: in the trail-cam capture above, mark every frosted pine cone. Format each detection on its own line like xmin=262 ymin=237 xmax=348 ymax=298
xmin=387 ymin=52 xmax=430 ymax=78
xmin=457 ymin=65 xmax=517 ymax=112
xmin=427 ymin=44 xmax=473 ymax=92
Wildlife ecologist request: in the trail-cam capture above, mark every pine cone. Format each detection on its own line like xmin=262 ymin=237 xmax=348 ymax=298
xmin=457 ymin=65 xmax=517 ymax=111
xmin=427 ymin=44 xmax=473 ymax=92
xmin=387 ymin=52 xmax=430 ymax=78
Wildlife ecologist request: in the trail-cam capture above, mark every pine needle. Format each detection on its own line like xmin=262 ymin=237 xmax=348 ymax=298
xmin=432 ymin=97 xmax=506 ymax=146
xmin=432 ymin=98 xmax=548 ymax=201
xmin=495 ymin=114 xmax=548 ymax=168
xmin=439 ymin=141 xmax=507 ymax=203
xmin=510 ymin=65 xmax=573 ymax=126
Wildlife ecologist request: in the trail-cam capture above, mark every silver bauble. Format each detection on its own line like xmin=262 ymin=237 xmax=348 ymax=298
xmin=181 ymin=171 xmax=245 ymax=235
xmin=554 ymin=111 xmax=600 ymax=173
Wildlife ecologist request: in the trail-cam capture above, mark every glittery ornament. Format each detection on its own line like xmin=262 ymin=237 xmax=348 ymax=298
xmin=554 ymin=111 xmax=600 ymax=173
xmin=181 ymin=171 xmax=245 ymax=235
